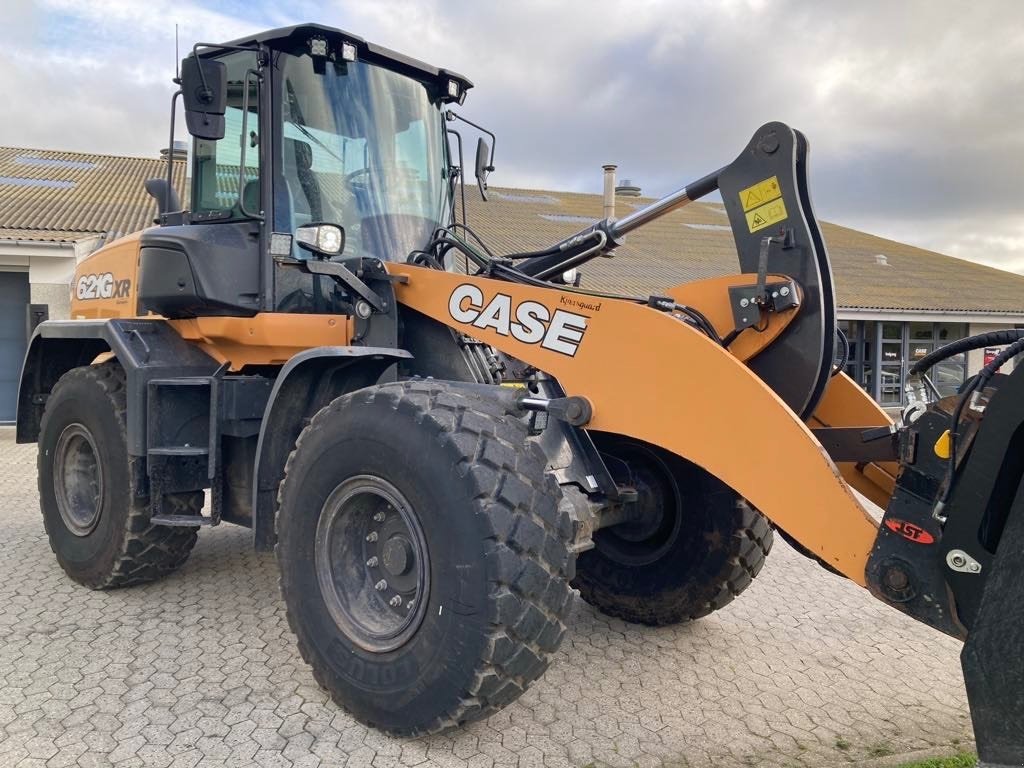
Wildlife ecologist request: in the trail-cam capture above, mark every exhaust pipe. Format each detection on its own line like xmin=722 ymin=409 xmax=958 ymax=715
xmin=602 ymin=164 xmax=617 ymax=221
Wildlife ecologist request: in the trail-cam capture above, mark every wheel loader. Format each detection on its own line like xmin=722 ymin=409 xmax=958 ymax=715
xmin=16 ymin=23 xmax=1024 ymax=764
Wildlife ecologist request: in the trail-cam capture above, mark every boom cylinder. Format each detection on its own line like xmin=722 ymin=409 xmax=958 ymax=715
xmin=611 ymin=167 xmax=723 ymax=238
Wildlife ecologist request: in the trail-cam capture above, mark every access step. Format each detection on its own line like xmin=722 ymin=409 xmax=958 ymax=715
xmin=150 ymin=513 xmax=215 ymax=527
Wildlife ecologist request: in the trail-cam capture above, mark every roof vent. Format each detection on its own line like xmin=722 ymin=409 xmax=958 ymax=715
xmin=160 ymin=140 xmax=189 ymax=161
xmin=615 ymin=179 xmax=641 ymax=197
xmin=875 ymin=254 xmax=890 ymax=266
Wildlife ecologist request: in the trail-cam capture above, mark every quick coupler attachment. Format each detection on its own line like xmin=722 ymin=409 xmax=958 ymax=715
xmin=867 ymin=362 xmax=1024 ymax=766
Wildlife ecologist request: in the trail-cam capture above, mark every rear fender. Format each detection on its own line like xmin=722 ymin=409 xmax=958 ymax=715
xmin=17 ymin=319 xmax=218 ymax=450
xmin=389 ymin=264 xmax=879 ymax=584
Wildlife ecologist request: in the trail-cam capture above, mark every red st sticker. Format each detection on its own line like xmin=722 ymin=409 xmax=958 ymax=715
xmin=884 ymin=519 xmax=936 ymax=544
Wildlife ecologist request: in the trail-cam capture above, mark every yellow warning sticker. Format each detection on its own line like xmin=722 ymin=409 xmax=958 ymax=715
xmin=745 ymin=198 xmax=788 ymax=233
xmin=739 ymin=175 xmax=782 ymax=212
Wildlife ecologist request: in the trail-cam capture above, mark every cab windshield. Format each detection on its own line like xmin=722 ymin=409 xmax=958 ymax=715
xmin=276 ymin=52 xmax=450 ymax=262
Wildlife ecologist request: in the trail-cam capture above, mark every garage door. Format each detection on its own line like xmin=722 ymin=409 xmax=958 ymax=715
xmin=0 ymin=273 xmax=29 ymax=423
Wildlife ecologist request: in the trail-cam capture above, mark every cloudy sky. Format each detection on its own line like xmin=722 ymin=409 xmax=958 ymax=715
xmin=2 ymin=0 xmax=1022 ymax=271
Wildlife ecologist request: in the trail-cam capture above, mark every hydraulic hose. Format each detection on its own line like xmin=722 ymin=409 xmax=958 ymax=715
xmin=940 ymin=335 xmax=1024 ymax=507
xmin=910 ymin=329 xmax=1024 ymax=376
xmin=831 ymin=327 xmax=849 ymax=377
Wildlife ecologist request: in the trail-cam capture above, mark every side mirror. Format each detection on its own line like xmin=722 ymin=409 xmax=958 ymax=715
xmin=181 ymin=56 xmax=227 ymax=140
xmin=295 ymin=223 xmax=345 ymax=259
xmin=475 ymin=137 xmax=493 ymax=201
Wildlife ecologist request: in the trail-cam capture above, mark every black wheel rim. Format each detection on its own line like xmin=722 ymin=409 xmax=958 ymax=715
xmin=53 ymin=423 xmax=104 ymax=537
xmin=314 ymin=475 xmax=429 ymax=652
xmin=595 ymin=443 xmax=683 ymax=566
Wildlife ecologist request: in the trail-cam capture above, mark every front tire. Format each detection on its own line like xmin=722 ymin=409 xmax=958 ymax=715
xmin=38 ymin=362 xmax=202 ymax=589
xmin=572 ymin=435 xmax=773 ymax=626
xmin=276 ymin=381 xmax=575 ymax=736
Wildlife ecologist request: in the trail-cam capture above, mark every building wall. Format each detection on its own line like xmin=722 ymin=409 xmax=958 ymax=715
xmin=30 ymin=281 xmax=70 ymax=320
xmin=0 ymin=236 xmax=103 ymax=323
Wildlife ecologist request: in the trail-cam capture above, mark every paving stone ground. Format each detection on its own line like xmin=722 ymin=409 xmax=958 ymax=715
xmin=0 ymin=428 xmax=974 ymax=767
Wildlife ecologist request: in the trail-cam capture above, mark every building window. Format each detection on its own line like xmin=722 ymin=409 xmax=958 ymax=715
xmin=931 ymin=323 xmax=968 ymax=397
xmin=868 ymin=321 xmax=968 ymax=407
xmin=838 ymin=320 xmax=874 ymax=395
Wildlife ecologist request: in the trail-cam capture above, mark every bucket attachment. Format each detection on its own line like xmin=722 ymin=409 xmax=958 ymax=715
xmin=865 ymin=362 xmax=1024 ymax=766
xmin=962 ymin=484 xmax=1024 ymax=767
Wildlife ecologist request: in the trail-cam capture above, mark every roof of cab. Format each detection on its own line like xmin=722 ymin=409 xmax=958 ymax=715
xmin=218 ymin=23 xmax=473 ymax=90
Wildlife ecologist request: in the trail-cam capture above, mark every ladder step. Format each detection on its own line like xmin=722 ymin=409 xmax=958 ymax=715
xmin=150 ymin=514 xmax=215 ymax=527
xmin=149 ymin=377 xmax=213 ymax=387
xmin=149 ymin=446 xmax=209 ymax=457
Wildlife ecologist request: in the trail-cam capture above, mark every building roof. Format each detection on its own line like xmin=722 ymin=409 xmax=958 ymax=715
xmin=0 ymin=141 xmax=1020 ymax=317
xmin=463 ymin=187 xmax=1024 ymax=316
xmin=0 ymin=146 xmax=185 ymax=242
xmin=0 ymin=227 xmax=101 ymax=244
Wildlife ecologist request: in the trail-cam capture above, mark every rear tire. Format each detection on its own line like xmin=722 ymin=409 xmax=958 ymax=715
xmin=38 ymin=362 xmax=202 ymax=589
xmin=572 ymin=435 xmax=773 ymax=626
xmin=276 ymin=381 xmax=575 ymax=736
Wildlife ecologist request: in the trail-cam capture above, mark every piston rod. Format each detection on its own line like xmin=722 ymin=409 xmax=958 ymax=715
xmin=610 ymin=167 xmax=723 ymax=238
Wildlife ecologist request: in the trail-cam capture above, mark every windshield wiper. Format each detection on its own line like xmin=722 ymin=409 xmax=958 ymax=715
xmin=291 ymin=121 xmax=346 ymax=166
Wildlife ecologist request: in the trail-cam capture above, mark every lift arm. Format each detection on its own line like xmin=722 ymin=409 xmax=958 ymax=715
xmin=388 ymin=264 xmax=880 ymax=584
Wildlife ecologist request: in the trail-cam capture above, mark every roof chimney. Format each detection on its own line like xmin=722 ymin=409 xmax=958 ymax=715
xmin=160 ymin=140 xmax=189 ymax=162
xmin=615 ymin=179 xmax=642 ymax=197
xmin=602 ymin=164 xmax=617 ymax=221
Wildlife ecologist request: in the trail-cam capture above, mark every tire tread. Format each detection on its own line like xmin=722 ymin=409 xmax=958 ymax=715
xmin=277 ymin=380 xmax=573 ymax=736
xmin=38 ymin=362 xmax=201 ymax=589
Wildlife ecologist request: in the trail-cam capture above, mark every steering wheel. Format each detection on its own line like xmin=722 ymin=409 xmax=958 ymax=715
xmin=345 ymin=167 xmax=370 ymax=184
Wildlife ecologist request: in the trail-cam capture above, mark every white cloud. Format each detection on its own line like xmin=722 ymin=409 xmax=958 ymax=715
xmin=1 ymin=0 xmax=1021 ymax=269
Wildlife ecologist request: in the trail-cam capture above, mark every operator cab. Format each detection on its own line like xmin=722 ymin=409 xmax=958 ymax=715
xmin=139 ymin=23 xmax=471 ymax=318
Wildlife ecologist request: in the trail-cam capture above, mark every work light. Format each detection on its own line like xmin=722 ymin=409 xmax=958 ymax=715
xmin=295 ymin=223 xmax=345 ymax=257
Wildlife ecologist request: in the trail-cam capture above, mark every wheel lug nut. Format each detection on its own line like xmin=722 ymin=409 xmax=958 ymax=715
xmin=366 ymin=532 xmax=378 ymax=542
xmin=406 ymin=600 xmax=415 ymax=611
xmin=374 ymin=579 xmax=388 ymax=591
xmin=389 ymin=595 xmax=402 ymax=607
xmin=373 ymin=511 xmax=386 ymax=522
xmin=366 ymin=556 xmax=379 ymax=567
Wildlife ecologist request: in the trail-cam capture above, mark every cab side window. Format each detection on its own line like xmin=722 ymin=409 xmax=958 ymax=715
xmin=191 ymin=51 xmax=261 ymax=220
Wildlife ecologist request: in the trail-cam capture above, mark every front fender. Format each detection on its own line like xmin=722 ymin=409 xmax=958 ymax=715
xmin=251 ymin=346 xmax=411 ymax=550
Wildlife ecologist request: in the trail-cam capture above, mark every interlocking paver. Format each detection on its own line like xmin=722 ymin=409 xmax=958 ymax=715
xmin=0 ymin=428 xmax=973 ymax=766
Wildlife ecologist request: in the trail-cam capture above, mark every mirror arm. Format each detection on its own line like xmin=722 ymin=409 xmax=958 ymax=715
xmin=446 ymin=111 xmax=496 ymax=170
xmin=236 ymin=68 xmax=264 ymax=222
xmin=445 ymin=127 xmax=467 ymax=226
xmin=188 ymin=41 xmax=265 ymax=104
xmin=163 ymin=90 xmax=184 ymax=222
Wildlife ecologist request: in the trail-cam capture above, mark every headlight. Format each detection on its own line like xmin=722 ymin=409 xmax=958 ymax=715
xmin=295 ymin=224 xmax=346 ymax=257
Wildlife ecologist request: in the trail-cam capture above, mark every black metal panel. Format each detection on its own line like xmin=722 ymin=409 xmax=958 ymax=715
xmin=26 ymin=304 xmax=48 ymax=339
xmin=139 ymin=222 xmax=261 ymax=318
xmin=251 ymin=346 xmax=412 ymax=550
xmin=812 ymin=427 xmax=899 ymax=463
xmin=865 ymin=411 xmax=964 ymax=638
xmin=718 ymin=122 xmax=835 ymax=418
xmin=940 ymin=367 xmax=1024 ymax=630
